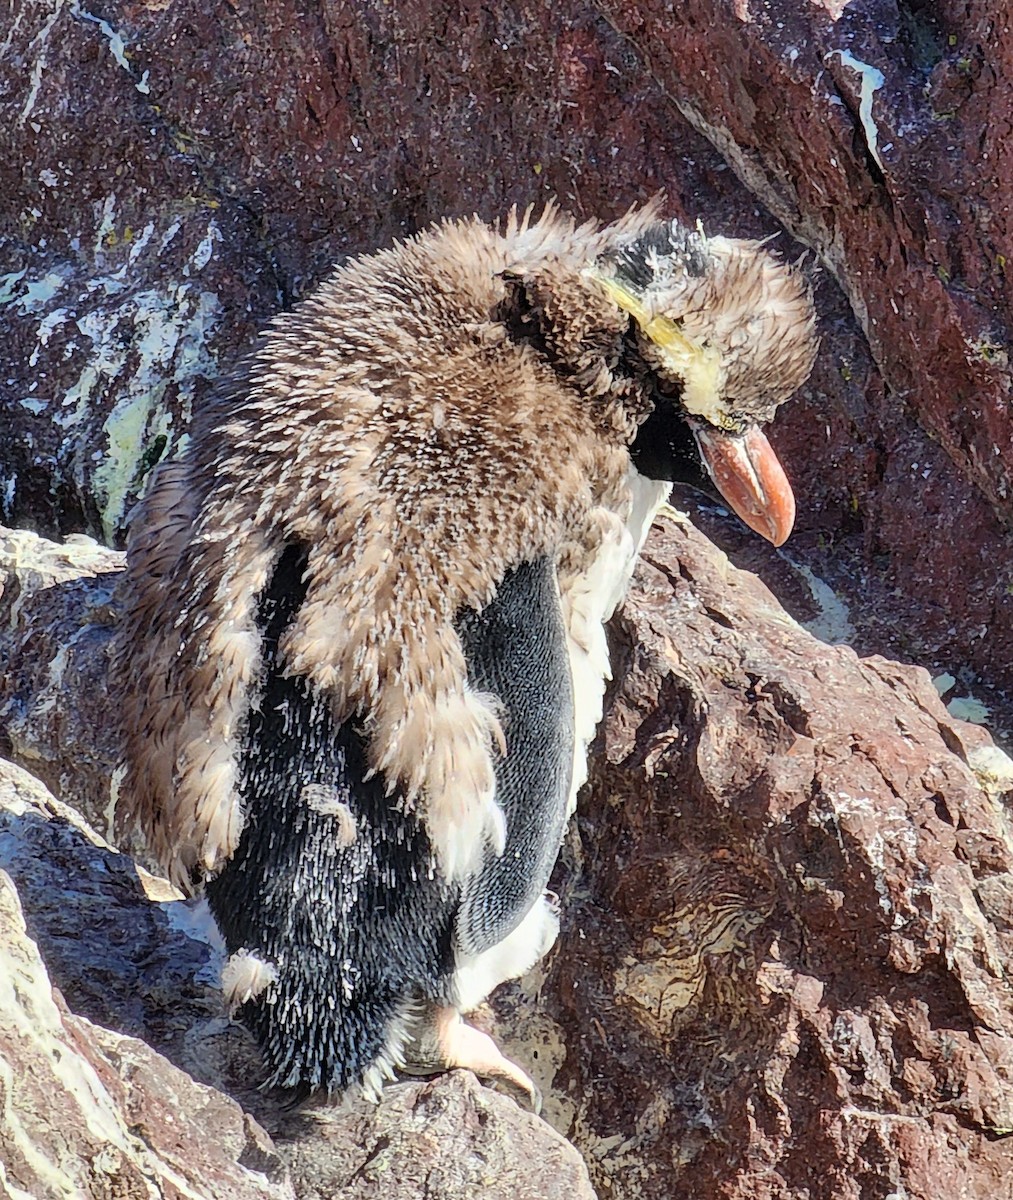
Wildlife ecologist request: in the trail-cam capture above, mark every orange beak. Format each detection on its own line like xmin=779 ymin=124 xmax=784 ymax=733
xmin=693 ymin=424 xmax=796 ymax=547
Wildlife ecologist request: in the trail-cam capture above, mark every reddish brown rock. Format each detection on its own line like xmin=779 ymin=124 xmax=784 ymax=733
xmin=601 ymin=0 xmax=1013 ymax=514
xmin=491 ymin=511 xmax=1013 ymax=1200
xmin=3 ymin=2 xmax=1013 ymax=1193
xmin=4 ymin=519 xmax=1013 ymax=1197
xmin=593 ymin=0 xmax=1013 ymax=702
xmin=2 ymin=0 xmax=1011 ymax=704
xmin=0 ymin=527 xmax=122 ymax=836
xmin=281 ymin=1072 xmax=596 ymax=1200
xmin=0 ymin=765 xmax=292 ymax=1200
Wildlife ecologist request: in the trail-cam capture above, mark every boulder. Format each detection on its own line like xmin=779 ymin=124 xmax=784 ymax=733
xmin=2 ymin=516 xmax=1013 ymax=1197
xmin=0 ymin=760 xmax=292 ymax=1200
xmin=3 ymin=1 xmax=1013 ymax=1193
xmin=498 ymin=507 xmax=1013 ymax=1198
xmin=0 ymin=527 xmax=121 ymax=837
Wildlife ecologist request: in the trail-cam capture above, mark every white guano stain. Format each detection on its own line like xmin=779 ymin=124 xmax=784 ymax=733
xmin=947 ymin=694 xmax=992 ymax=725
xmin=779 ymin=554 xmax=856 ymax=645
xmin=0 ymin=270 xmax=28 ymax=303
xmin=28 ymin=307 xmax=68 ymax=368
xmin=93 ymin=193 xmax=118 ymax=256
xmin=71 ymin=2 xmax=153 ymax=98
xmin=17 ymin=270 xmax=68 ymax=313
xmin=19 ymin=0 xmax=66 ymax=124
xmin=90 ymin=281 xmax=222 ymax=540
xmin=128 ymin=222 xmax=156 ymax=263
xmin=184 ymin=224 xmax=219 ymax=275
xmin=827 ymin=50 xmax=886 ymax=171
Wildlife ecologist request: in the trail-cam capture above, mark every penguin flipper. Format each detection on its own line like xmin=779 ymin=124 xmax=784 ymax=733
xmin=454 ymin=555 xmax=575 ymax=960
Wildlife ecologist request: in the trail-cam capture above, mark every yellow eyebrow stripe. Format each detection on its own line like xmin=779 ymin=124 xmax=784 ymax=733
xmin=588 ymin=268 xmax=731 ymax=427
xmin=589 ymin=272 xmax=702 ymax=360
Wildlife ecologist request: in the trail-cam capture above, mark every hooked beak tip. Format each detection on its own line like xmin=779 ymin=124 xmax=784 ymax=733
xmin=693 ymin=424 xmax=796 ymax=547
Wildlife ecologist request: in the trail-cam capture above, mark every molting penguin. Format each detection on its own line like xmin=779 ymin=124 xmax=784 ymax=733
xmin=115 ymin=202 xmax=818 ymax=1107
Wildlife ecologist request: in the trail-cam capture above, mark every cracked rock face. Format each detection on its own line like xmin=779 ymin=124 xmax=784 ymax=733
xmin=2 ymin=0 xmax=1012 ymax=709
xmin=492 ymin=512 xmax=1013 ymax=1199
xmin=3 ymin=2 xmax=1013 ymax=1193
xmin=0 ymin=765 xmax=291 ymax=1200
xmin=2 ymin=522 xmax=1013 ymax=1198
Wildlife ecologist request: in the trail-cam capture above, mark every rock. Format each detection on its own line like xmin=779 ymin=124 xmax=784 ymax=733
xmin=0 ymin=526 xmax=123 ymax=838
xmin=493 ymin=509 xmax=1013 ymax=1199
xmin=0 ymin=0 xmax=745 ymax=542
xmin=4 ymin=5 xmax=1013 ymax=1187
xmin=594 ymin=0 xmax=1013 ymax=718
xmin=0 ymin=763 xmax=292 ymax=1200
xmin=2 ymin=0 xmax=1012 ymax=708
xmin=3 ymin=517 xmax=1013 ymax=1197
xmin=282 ymin=1072 xmax=596 ymax=1200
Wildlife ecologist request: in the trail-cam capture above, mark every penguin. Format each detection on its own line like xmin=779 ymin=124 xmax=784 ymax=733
xmin=115 ymin=202 xmax=817 ymax=1107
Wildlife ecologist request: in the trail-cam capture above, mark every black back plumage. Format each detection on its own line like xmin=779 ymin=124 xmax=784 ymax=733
xmin=206 ymin=546 xmax=457 ymax=1094
xmin=207 ymin=547 xmax=576 ymax=1094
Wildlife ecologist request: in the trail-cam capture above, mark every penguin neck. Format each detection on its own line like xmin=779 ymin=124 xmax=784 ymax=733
xmin=629 ymin=398 xmax=716 ymax=496
xmin=495 ymin=273 xmax=651 ymax=447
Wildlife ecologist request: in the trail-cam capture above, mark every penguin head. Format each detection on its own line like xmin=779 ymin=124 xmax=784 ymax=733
xmin=591 ymin=219 xmax=819 ymax=545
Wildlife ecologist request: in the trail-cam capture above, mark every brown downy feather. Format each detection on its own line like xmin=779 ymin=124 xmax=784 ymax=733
xmin=115 ymin=203 xmax=667 ymax=889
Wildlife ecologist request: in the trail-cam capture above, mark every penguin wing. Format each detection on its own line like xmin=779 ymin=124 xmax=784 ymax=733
xmin=454 ymin=554 xmax=575 ymax=958
xmin=115 ymin=453 xmax=284 ymax=890
xmin=455 ymin=489 xmax=664 ymax=957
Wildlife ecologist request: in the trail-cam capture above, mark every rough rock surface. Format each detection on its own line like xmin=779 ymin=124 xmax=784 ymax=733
xmin=593 ymin=0 xmax=1013 ymax=721
xmin=0 ymin=754 xmax=597 ymax=1200
xmin=0 ymin=526 xmax=122 ymax=837
xmin=3 ymin=1 xmax=1013 ymax=1194
xmin=2 ymin=0 xmax=1012 ymax=710
xmin=3 ymin=520 xmax=1013 ymax=1198
xmin=281 ymin=1073 xmax=596 ymax=1200
xmin=0 ymin=762 xmax=292 ymax=1200
xmin=494 ymin=508 xmax=1013 ymax=1198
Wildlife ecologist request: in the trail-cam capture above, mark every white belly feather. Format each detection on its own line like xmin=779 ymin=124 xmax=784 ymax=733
xmin=562 ymin=469 xmax=672 ymax=817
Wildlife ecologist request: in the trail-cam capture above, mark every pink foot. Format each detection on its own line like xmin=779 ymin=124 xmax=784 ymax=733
xmin=402 ymin=1004 xmax=541 ymax=1113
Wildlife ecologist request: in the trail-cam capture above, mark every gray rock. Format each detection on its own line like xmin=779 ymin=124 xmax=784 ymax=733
xmin=0 ymin=761 xmax=292 ymax=1200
